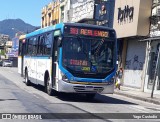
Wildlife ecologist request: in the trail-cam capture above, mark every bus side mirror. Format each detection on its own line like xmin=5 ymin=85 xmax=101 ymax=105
xmin=57 ymin=37 xmax=62 ymax=47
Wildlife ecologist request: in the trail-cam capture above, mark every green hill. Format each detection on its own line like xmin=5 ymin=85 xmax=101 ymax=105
xmin=0 ymin=19 xmax=38 ymax=38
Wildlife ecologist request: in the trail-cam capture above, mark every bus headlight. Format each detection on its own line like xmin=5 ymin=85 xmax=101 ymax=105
xmin=61 ymin=72 xmax=70 ymax=83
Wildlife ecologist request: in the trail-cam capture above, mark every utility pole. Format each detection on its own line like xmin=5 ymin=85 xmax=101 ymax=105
xmin=151 ymin=46 xmax=160 ymax=98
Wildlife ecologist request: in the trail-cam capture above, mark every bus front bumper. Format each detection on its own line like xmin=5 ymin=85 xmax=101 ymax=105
xmin=57 ymin=80 xmax=114 ymax=94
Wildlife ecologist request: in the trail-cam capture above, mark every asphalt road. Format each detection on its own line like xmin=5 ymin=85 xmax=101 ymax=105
xmin=0 ymin=67 xmax=160 ymax=122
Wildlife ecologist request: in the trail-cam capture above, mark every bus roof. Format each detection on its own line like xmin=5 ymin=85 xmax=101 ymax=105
xmin=25 ymin=23 xmax=116 ymax=38
xmin=26 ymin=23 xmax=64 ymax=38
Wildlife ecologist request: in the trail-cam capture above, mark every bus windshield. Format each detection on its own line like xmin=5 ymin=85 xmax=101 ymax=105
xmin=62 ymin=36 xmax=115 ymax=79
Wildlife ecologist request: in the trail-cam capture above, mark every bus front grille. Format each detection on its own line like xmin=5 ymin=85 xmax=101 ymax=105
xmin=73 ymin=86 xmax=104 ymax=93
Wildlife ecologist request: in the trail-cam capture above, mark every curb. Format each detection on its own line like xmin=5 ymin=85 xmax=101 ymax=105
xmin=114 ymin=91 xmax=160 ymax=105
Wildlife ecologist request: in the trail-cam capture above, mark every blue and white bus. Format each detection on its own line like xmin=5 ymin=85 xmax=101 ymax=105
xmin=18 ymin=23 xmax=117 ymax=99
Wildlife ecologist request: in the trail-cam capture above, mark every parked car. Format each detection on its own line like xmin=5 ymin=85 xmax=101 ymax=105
xmin=2 ymin=59 xmax=12 ymax=67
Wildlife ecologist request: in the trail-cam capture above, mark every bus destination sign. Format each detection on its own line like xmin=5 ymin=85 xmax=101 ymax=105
xmin=65 ymin=26 xmax=109 ymax=38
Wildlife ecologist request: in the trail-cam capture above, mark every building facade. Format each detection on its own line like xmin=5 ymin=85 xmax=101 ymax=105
xmin=0 ymin=34 xmax=10 ymax=59
xmin=5 ymin=41 xmax=12 ymax=58
xmin=59 ymin=0 xmax=70 ymax=22
xmin=67 ymin=0 xmax=115 ymax=27
xmin=41 ymin=0 xmax=115 ymax=27
xmin=68 ymin=0 xmax=94 ymax=23
xmin=143 ymin=0 xmax=160 ymax=94
xmin=41 ymin=0 xmax=60 ymax=28
xmin=113 ymin=0 xmax=152 ymax=90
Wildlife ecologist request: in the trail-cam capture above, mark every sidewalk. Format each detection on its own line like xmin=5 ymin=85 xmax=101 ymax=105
xmin=114 ymin=86 xmax=160 ymax=105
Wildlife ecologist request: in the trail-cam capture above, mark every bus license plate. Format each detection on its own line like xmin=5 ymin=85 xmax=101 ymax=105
xmin=86 ymin=86 xmax=94 ymax=91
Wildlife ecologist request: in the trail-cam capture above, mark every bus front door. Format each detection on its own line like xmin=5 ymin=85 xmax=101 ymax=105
xmin=52 ymin=37 xmax=58 ymax=88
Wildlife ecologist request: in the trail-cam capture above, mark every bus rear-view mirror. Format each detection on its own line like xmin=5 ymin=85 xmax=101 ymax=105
xmin=57 ymin=37 xmax=62 ymax=47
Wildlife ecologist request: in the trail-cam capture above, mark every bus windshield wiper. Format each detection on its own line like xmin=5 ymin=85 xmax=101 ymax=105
xmin=75 ymin=36 xmax=94 ymax=66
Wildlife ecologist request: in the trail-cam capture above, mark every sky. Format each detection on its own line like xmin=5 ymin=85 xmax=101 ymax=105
xmin=0 ymin=0 xmax=52 ymax=26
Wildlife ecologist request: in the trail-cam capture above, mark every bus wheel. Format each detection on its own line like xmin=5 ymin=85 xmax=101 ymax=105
xmin=25 ymin=70 xmax=31 ymax=86
xmin=86 ymin=93 xmax=96 ymax=100
xmin=45 ymin=77 xmax=53 ymax=96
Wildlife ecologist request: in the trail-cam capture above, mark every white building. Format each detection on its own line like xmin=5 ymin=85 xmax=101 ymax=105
xmin=59 ymin=0 xmax=70 ymax=22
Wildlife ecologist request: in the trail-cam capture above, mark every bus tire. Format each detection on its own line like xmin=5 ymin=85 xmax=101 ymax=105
xmin=45 ymin=76 xmax=53 ymax=96
xmin=25 ymin=69 xmax=31 ymax=86
xmin=86 ymin=93 xmax=96 ymax=100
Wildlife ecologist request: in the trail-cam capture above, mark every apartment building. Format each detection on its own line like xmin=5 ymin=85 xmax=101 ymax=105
xmin=41 ymin=0 xmax=60 ymax=28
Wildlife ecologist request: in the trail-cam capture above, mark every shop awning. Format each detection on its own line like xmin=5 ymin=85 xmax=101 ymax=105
xmin=140 ymin=36 xmax=160 ymax=42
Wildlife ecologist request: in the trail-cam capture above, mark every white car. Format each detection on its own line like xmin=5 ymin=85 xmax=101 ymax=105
xmin=2 ymin=60 xmax=12 ymax=67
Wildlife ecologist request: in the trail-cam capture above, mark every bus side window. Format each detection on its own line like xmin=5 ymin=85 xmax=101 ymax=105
xmin=38 ymin=36 xmax=45 ymax=55
xmin=28 ymin=37 xmax=37 ymax=56
xmin=18 ymin=40 xmax=22 ymax=56
xmin=24 ymin=39 xmax=29 ymax=55
xmin=37 ymin=36 xmax=40 ymax=55
xmin=44 ymin=32 xmax=52 ymax=55
xmin=26 ymin=39 xmax=30 ymax=55
xmin=32 ymin=37 xmax=38 ymax=55
xmin=28 ymin=38 xmax=36 ymax=56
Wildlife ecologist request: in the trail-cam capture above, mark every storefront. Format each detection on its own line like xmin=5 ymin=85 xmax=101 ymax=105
xmin=141 ymin=0 xmax=160 ymax=94
xmin=123 ymin=39 xmax=146 ymax=88
xmin=113 ymin=0 xmax=152 ymax=90
xmin=143 ymin=38 xmax=160 ymax=94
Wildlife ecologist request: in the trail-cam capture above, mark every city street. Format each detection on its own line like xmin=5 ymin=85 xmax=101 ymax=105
xmin=0 ymin=67 xmax=160 ymax=122
xmin=0 ymin=0 xmax=160 ymax=122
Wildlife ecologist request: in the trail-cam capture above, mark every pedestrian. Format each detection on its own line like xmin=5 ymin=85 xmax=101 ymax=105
xmin=115 ymin=77 xmax=121 ymax=90
xmin=115 ymin=68 xmax=123 ymax=90
xmin=118 ymin=68 xmax=123 ymax=79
